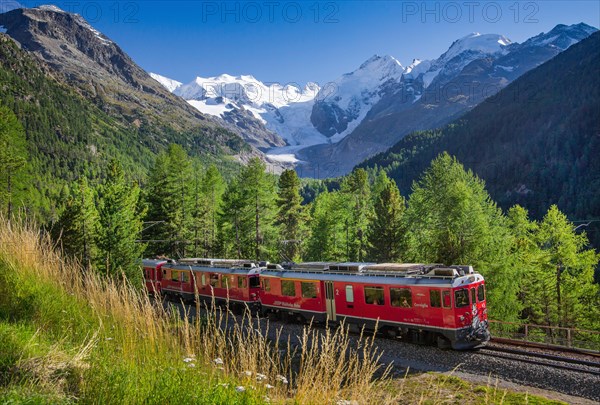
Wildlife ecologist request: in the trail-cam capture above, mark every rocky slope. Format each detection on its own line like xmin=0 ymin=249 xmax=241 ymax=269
xmin=0 ymin=5 xmax=252 ymax=159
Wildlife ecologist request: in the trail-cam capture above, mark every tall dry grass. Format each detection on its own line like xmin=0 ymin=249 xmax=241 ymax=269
xmin=0 ymin=218 xmax=396 ymax=404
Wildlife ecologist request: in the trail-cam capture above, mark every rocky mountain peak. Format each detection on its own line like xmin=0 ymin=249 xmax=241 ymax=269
xmin=521 ymin=22 xmax=597 ymax=50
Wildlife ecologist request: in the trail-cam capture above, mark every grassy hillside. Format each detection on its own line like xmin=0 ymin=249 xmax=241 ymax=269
xmin=358 ymin=32 xmax=600 ymax=245
xmin=0 ymin=218 xmax=566 ymax=404
xmin=0 ymin=34 xmax=249 ymax=219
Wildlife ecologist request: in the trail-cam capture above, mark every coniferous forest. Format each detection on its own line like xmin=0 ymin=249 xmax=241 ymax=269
xmin=0 ymin=11 xmax=598 ymax=348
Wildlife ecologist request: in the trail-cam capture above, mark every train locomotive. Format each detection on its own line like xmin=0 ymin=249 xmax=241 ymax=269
xmin=142 ymin=259 xmax=490 ymax=350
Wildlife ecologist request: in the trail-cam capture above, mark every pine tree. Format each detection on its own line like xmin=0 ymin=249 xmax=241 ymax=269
xmin=276 ymin=169 xmax=305 ymax=262
xmin=96 ymin=160 xmax=146 ymax=285
xmin=54 ymin=177 xmax=99 ymax=271
xmin=0 ymin=106 xmax=29 ymax=218
xmin=368 ymin=179 xmax=406 ymax=262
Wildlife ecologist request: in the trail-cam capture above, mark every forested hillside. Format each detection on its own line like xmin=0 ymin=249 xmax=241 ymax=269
xmin=0 ymin=34 xmax=249 ymax=218
xmin=359 ymin=31 xmax=600 ymax=245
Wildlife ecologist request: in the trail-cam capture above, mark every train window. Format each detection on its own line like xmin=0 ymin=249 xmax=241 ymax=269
xmin=471 ymin=288 xmax=476 ymax=304
xmin=345 ymin=285 xmax=354 ymax=303
xmin=455 ymin=290 xmax=469 ymax=307
xmin=477 ymin=285 xmax=485 ymax=302
xmin=442 ymin=291 xmax=451 ymax=308
xmin=390 ymin=288 xmax=412 ymax=307
xmin=181 ymin=272 xmax=190 ymax=283
xmin=238 ymin=277 xmax=248 ymax=289
xmin=301 ymin=282 xmax=317 ymax=299
xmin=171 ymin=271 xmax=179 ymax=282
xmin=209 ymin=274 xmax=219 ymax=287
xmin=364 ymin=287 xmax=384 ymax=305
xmin=281 ymin=280 xmax=296 ymax=297
xmin=430 ymin=290 xmax=441 ymax=308
xmin=201 ymin=274 xmax=206 ymax=286
xmin=262 ymin=278 xmax=271 ymax=292
xmin=221 ymin=276 xmax=230 ymax=289
xmin=249 ymin=276 xmax=260 ymax=288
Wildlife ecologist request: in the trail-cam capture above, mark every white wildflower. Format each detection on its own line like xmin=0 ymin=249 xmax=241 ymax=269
xmin=213 ymin=358 xmax=224 ymax=365
xmin=256 ymin=373 xmax=267 ymax=382
xmin=187 ymin=363 xmax=195 ymax=368
xmin=265 ymin=384 xmax=274 ymax=390
xmin=235 ymin=386 xmax=245 ymax=393
xmin=275 ymin=375 xmax=288 ymax=384
xmin=105 ymin=337 xmax=113 ymax=341
xmin=242 ymin=370 xmax=252 ymax=377
xmin=183 ymin=357 xmax=194 ymax=363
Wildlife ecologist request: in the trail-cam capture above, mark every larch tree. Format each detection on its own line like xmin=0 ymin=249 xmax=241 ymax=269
xmin=218 ymin=177 xmax=251 ymax=259
xmin=305 ymin=190 xmax=351 ymax=262
xmin=144 ymin=145 xmax=194 ymax=258
xmin=341 ymin=168 xmax=371 ymax=261
xmin=404 ymin=153 xmax=519 ymax=322
xmin=368 ymin=179 xmax=406 ymax=262
xmin=144 ymin=152 xmax=171 ymax=256
xmin=276 ymin=169 xmax=306 ymax=262
xmin=96 ymin=160 xmax=146 ymax=286
xmin=239 ymin=158 xmax=278 ymax=261
xmin=54 ymin=177 xmax=99 ymax=271
xmin=198 ymin=164 xmax=225 ymax=257
xmin=536 ymin=205 xmax=599 ymax=330
xmin=0 ymin=106 xmax=29 ymax=218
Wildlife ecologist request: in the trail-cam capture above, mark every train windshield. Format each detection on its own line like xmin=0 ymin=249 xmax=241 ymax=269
xmin=249 ymin=276 xmax=260 ymax=288
xmin=454 ymin=289 xmax=469 ymax=308
xmin=477 ymin=284 xmax=485 ymax=302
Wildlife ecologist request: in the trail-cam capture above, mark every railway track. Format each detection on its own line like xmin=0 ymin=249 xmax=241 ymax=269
xmin=477 ymin=344 xmax=600 ymax=376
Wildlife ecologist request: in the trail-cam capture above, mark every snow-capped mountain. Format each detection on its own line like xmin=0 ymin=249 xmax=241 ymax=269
xmin=296 ymin=23 xmax=596 ymax=177
xmin=310 ymin=55 xmax=404 ymax=141
xmin=163 ymin=73 xmax=322 ymax=150
xmin=151 ymin=23 xmax=597 ymax=175
xmin=149 ymin=73 xmax=182 ymax=93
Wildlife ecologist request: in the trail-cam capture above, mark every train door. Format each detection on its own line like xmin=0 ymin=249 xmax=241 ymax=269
xmin=324 ymin=281 xmax=336 ymax=321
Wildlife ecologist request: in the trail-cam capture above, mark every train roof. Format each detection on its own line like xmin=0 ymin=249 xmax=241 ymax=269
xmin=261 ymin=264 xmax=483 ymax=288
xmin=178 ymin=258 xmax=256 ymax=267
xmin=165 ymin=262 xmax=262 ymax=276
xmin=142 ymin=259 xmax=168 ymax=267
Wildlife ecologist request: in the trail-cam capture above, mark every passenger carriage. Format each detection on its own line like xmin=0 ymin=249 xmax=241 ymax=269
xmin=141 ymin=259 xmax=168 ymax=294
xmin=259 ymin=262 xmax=490 ymax=349
xmin=160 ymin=258 xmax=262 ymax=309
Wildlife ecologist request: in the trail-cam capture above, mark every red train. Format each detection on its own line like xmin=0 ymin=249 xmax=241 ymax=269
xmin=143 ymin=258 xmax=262 ymax=310
xmin=142 ymin=259 xmax=490 ymax=350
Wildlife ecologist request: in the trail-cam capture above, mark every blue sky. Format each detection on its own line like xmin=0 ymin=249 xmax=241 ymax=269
xmin=12 ymin=1 xmax=600 ymax=85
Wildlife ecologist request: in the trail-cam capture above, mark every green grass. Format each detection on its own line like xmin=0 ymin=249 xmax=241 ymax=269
xmin=0 ymin=219 xmax=572 ymax=404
